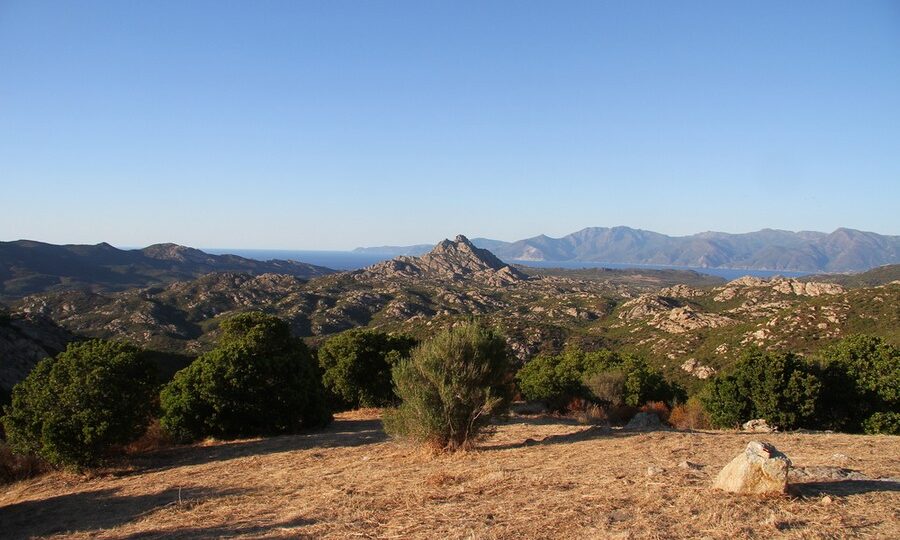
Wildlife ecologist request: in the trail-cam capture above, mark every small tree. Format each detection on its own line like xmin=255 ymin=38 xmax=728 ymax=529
xmin=818 ymin=335 xmax=900 ymax=433
xmin=160 ymin=312 xmax=331 ymax=442
xmin=318 ymin=329 xmax=415 ymax=409
xmin=1 ymin=340 xmax=156 ymax=469
xmin=383 ymin=322 xmax=511 ymax=451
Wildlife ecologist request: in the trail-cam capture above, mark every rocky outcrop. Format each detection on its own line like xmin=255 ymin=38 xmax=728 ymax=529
xmin=681 ymin=358 xmax=716 ymax=379
xmin=713 ymin=441 xmax=791 ymax=495
xmin=625 ymin=412 xmax=663 ymax=430
xmin=742 ymin=419 xmax=777 ymax=433
xmin=715 ymin=277 xmax=844 ymax=302
xmin=358 ymin=235 xmax=526 ymax=285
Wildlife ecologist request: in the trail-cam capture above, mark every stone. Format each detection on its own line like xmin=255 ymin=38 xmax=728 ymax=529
xmin=742 ymin=419 xmax=777 ymax=433
xmin=678 ymin=460 xmax=703 ymax=471
xmin=713 ymin=441 xmax=792 ymax=495
xmin=625 ymin=412 xmax=663 ymax=430
xmin=646 ymin=466 xmax=665 ymax=477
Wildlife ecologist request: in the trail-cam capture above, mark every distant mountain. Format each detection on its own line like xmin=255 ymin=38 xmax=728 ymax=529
xmin=0 ymin=240 xmax=335 ymax=299
xmin=354 ymin=227 xmax=900 ymax=272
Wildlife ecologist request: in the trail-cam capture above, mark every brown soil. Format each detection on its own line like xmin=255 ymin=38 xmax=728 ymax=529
xmin=1 ymin=411 xmax=898 ymax=539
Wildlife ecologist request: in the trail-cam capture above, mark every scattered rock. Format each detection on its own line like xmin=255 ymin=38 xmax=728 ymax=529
xmin=742 ymin=419 xmax=777 ymax=433
xmin=681 ymin=358 xmax=716 ymax=379
xmin=713 ymin=441 xmax=792 ymax=495
xmin=646 ymin=466 xmax=665 ymax=477
xmin=789 ymin=466 xmax=868 ymax=482
xmin=625 ymin=412 xmax=663 ymax=431
xmin=678 ymin=460 xmax=704 ymax=471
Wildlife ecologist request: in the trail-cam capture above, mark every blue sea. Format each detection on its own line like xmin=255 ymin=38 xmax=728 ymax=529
xmin=205 ymin=248 xmax=812 ymax=280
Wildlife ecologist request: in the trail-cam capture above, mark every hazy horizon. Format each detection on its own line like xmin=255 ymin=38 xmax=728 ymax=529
xmin=2 ymin=1 xmax=899 ymax=249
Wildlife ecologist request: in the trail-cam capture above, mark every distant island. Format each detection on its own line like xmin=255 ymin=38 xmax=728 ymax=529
xmin=354 ymin=226 xmax=900 ymax=273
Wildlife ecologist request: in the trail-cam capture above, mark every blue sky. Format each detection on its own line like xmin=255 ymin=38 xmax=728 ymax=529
xmin=1 ymin=1 xmax=898 ymax=249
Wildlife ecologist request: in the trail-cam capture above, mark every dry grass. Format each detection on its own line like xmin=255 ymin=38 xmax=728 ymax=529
xmin=1 ymin=411 xmax=898 ymax=539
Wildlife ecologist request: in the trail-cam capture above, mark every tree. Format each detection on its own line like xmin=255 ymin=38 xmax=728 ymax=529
xmin=318 ymin=329 xmax=415 ymax=409
xmin=818 ymin=335 xmax=900 ymax=433
xmin=701 ymin=350 xmax=821 ymax=429
xmin=160 ymin=312 xmax=331 ymax=442
xmin=383 ymin=322 xmax=511 ymax=451
xmin=1 ymin=340 xmax=156 ymax=469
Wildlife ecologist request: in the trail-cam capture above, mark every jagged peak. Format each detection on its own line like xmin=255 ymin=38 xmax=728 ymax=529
xmin=360 ymin=234 xmax=526 ymax=284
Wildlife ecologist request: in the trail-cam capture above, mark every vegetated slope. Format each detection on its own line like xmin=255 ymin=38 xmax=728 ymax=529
xmin=602 ymin=277 xmax=900 ymax=392
xmin=0 ymin=240 xmax=335 ymax=299
xmin=0 ymin=311 xmax=73 ymax=395
xmin=355 ymin=226 xmax=900 ymax=272
xmin=1 ymin=411 xmax=898 ymax=539
xmin=802 ymin=264 xmax=900 ymax=288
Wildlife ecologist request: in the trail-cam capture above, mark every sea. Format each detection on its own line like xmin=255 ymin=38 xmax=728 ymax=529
xmin=204 ymin=248 xmax=812 ymax=280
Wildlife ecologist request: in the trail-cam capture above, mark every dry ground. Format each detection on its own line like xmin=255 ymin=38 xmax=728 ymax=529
xmin=1 ymin=411 xmax=898 ymax=539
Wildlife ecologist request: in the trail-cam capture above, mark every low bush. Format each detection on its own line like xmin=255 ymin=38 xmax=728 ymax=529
xmin=1 ymin=340 xmax=157 ymax=469
xmin=160 ymin=312 xmax=331 ymax=442
xmin=700 ymin=349 xmax=821 ymax=429
xmin=862 ymin=412 xmax=900 ymax=435
xmin=383 ymin=322 xmax=511 ymax=451
xmin=668 ymin=397 xmax=711 ymax=430
xmin=0 ymin=441 xmax=48 ymax=484
xmin=318 ymin=329 xmax=415 ymax=409
xmin=639 ymin=401 xmax=671 ymax=424
xmin=517 ymin=346 xmax=682 ymax=411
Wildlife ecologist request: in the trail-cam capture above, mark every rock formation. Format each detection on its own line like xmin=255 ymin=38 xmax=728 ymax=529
xmin=713 ymin=441 xmax=791 ymax=495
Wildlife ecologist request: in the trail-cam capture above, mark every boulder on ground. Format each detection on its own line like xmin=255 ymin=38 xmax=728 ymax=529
xmin=742 ymin=418 xmax=777 ymax=433
xmin=625 ymin=412 xmax=663 ymax=430
xmin=713 ymin=441 xmax=791 ymax=495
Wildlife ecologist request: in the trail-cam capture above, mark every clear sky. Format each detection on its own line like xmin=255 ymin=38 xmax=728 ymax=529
xmin=1 ymin=1 xmax=898 ymax=249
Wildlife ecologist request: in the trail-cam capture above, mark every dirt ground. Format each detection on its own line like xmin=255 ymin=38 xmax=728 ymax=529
xmin=1 ymin=410 xmax=898 ymax=539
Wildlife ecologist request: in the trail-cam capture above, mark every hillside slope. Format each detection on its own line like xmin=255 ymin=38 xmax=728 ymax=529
xmin=0 ymin=240 xmax=334 ymax=299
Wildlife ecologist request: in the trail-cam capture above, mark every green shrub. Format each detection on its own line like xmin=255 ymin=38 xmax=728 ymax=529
xmin=862 ymin=412 xmax=900 ymax=435
xmin=818 ymin=335 xmax=899 ymax=432
xmin=383 ymin=322 xmax=511 ymax=451
xmin=701 ymin=350 xmax=821 ymax=429
xmin=1 ymin=340 xmax=156 ymax=469
xmin=516 ymin=347 xmax=681 ymax=411
xmin=160 ymin=312 xmax=331 ymax=442
xmin=584 ymin=371 xmax=626 ymax=407
xmin=318 ymin=329 xmax=415 ymax=409
xmin=515 ymin=353 xmax=582 ymax=410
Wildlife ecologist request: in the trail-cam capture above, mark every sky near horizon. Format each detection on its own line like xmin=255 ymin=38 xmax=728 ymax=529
xmin=1 ymin=1 xmax=898 ymax=250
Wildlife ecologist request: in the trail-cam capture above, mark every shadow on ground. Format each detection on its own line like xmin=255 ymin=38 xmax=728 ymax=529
xmin=120 ymin=515 xmax=316 ymax=539
xmin=132 ymin=418 xmax=388 ymax=473
xmin=793 ymin=479 xmax=900 ymax=497
xmin=482 ymin=424 xmax=637 ymax=451
xmin=0 ymin=486 xmax=262 ymax=539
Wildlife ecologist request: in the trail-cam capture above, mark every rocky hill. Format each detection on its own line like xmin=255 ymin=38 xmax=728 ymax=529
xmin=355 ymin=227 xmax=900 ymax=272
xmin=0 ymin=240 xmax=335 ymax=299
xmin=356 ymin=235 xmax=527 ymax=285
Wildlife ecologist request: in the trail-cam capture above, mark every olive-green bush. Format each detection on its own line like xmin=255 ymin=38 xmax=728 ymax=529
xmin=160 ymin=312 xmax=331 ymax=442
xmin=700 ymin=350 xmax=821 ymax=429
xmin=318 ymin=329 xmax=415 ymax=409
xmin=383 ymin=322 xmax=511 ymax=451
xmin=516 ymin=347 xmax=680 ymax=411
xmin=1 ymin=340 xmax=156 ymax=469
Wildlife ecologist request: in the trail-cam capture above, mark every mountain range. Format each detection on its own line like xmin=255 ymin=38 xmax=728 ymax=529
xmin=354 ymin=227 xmax=900 ymax=272
xmin=0 ymin=240 xmax=334 ymax=299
